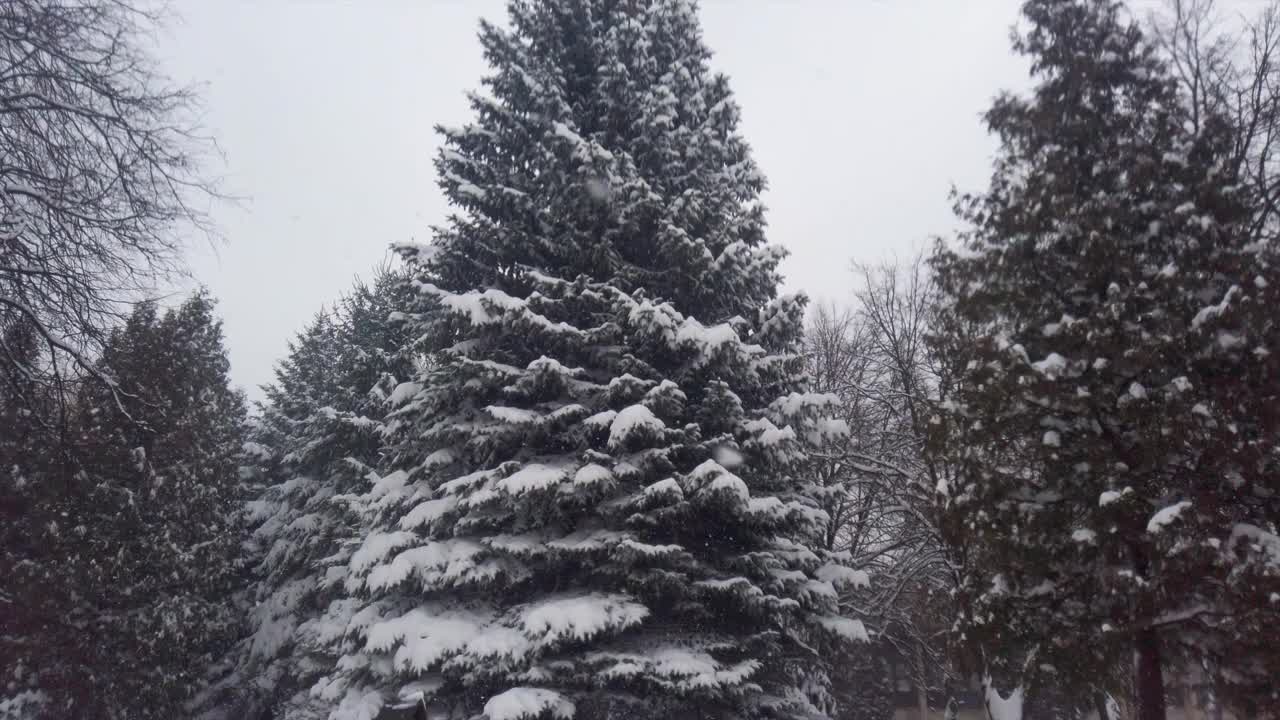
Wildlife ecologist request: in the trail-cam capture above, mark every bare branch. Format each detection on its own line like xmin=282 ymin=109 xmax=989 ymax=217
xmin=0 ymin=0 xmax=222 ymax=414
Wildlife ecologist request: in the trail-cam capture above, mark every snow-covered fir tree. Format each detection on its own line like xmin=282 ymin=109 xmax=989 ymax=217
xmin=313 ymin=2 xmax=861 ymax=719
xmin=929 ymin=1 xmax=1280 ymax=718
xmin=205 ymin=269 xmax=415 ymax=720
xmin=2 ymin=292 xmax=247 ymax=720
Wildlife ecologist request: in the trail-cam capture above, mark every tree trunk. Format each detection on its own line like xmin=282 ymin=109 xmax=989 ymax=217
xmin=1093 ymin=691 xmax=1111 ymax=720
xmin=917 ymin=641 xmax=930 ymax=720
xmin=1134 ymin=626 xmax=1167 ymax=720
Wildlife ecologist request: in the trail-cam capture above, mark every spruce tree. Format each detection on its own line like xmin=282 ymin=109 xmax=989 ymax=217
xmin=207 ymin=268 xmax=415 ymax=720
xmin=314 ymin=2 xmax=859 ymax=720
xmin=201 ymin=310 xmax=343 ymax=720
xmin=929 ymin=1 xmax=1280 ymax=718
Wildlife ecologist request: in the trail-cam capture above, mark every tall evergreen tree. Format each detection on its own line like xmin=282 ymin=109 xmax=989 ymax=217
xmin=3 ymin=292 xmax=248 ymax=719
xmin=83 ymin=292 xmax=248 ymax=718
xmin=930 ymin=1 xmax=1280 ymax=718
xmin=204 ymin=268 xmax=415 ymax=720
xmin=313 ymin=2 xmax=860 ymax=720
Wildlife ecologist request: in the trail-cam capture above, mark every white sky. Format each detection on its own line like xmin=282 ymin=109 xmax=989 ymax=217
xmin=159 ymin=0 xmax=1031 ymax=399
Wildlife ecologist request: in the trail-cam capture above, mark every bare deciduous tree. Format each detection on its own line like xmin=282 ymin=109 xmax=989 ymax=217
xmin=1150 ymin=0 xmax=1280 ymax=244
xmin=803 ymin=254 xmax=963 ymax=716
xmin=0 ymin=0 xmax=219 ymax=415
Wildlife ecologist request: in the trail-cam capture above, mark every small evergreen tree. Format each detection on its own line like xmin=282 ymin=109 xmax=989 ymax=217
xmin=313 ymin=3 xmax=860 ymax=720
xmin=206 ymin=268 xmax=415 ymax=720
xmin=200 ymin=310 xmax=343 ymax=720
xmin=930 ymin=1 xmax=1280 ymax=718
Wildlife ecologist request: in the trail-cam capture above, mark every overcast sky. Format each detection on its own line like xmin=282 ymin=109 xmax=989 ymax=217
xmin=159 ymin=0 xmax=1032 ymax=399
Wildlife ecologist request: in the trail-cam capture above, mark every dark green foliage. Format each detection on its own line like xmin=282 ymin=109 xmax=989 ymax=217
xmin=2 ymin=292 xmax=247 ymax=719
xmin=930 ymin=0 xmax=1280 ymax=716
xmin=828 ymin=643 xmax=894 ymax=720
